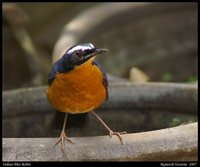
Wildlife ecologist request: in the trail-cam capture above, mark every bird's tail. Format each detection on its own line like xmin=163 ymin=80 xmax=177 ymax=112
xmin=53 ymin=111 xmax=89 ymax=129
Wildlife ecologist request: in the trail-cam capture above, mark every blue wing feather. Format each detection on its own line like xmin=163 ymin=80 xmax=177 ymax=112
xmin=48 ymin=57 xmax=73 ymax=85
xmin=48 ymin=63 xmax=58 ymax=85
xmin=92 ymin=60 xmax=109 ymax=100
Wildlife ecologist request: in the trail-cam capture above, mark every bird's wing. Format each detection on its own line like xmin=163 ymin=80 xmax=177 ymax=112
xmin=48 ymin=64 xmax=57 ymax=85
xmin=92 ymin=60 xmax=109 ymax=100
xmin=48 ymin=56 xmax=75 ymax=85
xmin=47 ymin=60 xmax=63 ymax=86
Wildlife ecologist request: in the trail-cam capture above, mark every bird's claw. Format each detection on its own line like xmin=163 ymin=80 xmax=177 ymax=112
xmin=54 ymin=131 xmax=73 ymax=154
xmin=109 ymin=131 xmax=127 ymax=144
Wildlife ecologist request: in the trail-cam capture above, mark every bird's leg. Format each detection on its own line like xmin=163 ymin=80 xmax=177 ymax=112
xmin=55 ymin=113 xmax=73 ymax=154
xmin=91 ymin=111 xmax=127 ymax=144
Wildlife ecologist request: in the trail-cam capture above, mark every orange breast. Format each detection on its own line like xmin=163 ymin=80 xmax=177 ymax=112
xmin=47 ymin=58 xmax=106 ymax=114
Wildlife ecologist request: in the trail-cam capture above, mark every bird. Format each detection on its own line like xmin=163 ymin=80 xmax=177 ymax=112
xmin=47 ymin=43 xmax=127 ymax=154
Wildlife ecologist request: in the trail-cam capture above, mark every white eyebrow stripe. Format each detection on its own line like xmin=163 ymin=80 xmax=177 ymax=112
xmin=67 ymin=43 xmax=95 ymax=54
xmin=88 ymin=43 xmax=95 ymax=48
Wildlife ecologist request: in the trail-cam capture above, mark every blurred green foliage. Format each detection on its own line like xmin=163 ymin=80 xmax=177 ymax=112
xmin=162 ymin=72 xmax=172 ymax=82
xmin=187 ymin=75 xmax=197 ymax=83
xmin=170 ymin=117 xmax=181 ymax=127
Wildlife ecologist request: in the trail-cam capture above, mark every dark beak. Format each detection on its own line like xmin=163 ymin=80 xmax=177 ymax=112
xmin=94 ymin=48 xmax=109 ymax=55
xmin=90 ymin=48 xmax=109 ymax=57
xmin=84 ymin=48 xmax=109 ymax=60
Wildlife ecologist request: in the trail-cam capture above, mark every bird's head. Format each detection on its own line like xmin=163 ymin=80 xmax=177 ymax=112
xmin=63 ymin=43 xmax=108 ymax=66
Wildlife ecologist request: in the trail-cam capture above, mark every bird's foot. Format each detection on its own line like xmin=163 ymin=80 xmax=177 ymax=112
xmin=54 ymin=131 xmax=73 ymax=154
xmin=109 ymin=130 xmax=127 ymax=144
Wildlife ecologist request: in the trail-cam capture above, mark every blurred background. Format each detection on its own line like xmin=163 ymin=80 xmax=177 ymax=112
xmin=3 ymin=2 xmax=197 ymax=90
xmin=3 ymin=2 xmax=197 ymax=137
xmin=3 ymin=2 xmax=95 ymax=90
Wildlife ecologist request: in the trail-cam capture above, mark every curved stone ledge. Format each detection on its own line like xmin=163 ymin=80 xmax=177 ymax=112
xmin=3 ymin=123 xmax=197 ymax=161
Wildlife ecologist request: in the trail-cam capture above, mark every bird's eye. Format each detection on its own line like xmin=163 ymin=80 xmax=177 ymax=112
xmin=75 ymin=50 xmax=83 ymax=58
